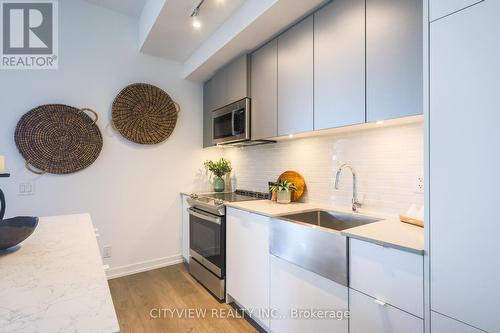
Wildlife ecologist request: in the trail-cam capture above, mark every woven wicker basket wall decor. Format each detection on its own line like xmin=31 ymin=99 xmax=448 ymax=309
xmin=112 ymin=83 xmax=180 ymax=144
xmin=15 ymin=104 xmax=103 ymax=175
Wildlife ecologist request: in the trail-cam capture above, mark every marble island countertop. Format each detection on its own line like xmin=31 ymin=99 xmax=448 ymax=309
xmin=0 ymin=214 xmax=119 ymax=333
xmin=225 ymin=200 xmax=424 ymax=255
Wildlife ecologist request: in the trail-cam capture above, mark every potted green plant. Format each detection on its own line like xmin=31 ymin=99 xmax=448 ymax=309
xmin=269 ymin=180 xmax=298 ymax=204
xmin=204 ymin=158 xmax=232 ymax=192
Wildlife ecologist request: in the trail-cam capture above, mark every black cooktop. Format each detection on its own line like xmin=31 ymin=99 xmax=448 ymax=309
xmin=202 ymin=190 xmax=269 ymax=203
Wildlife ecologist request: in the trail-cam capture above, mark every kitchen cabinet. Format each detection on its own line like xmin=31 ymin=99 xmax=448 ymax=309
xmin=366 ymin=0 xmax=423 ymax=122
xmin=430 ymin=0 xmax=483 ymax=21
xmin=429 ymin=1 xmax=500 ymax=332
xmin=349 ymin=239 xmax=424 ymax=318
xmin=203 ymin=79 xmax=214 ymax=147
xmin=350 ymin=289 xmax=423 ymax=333
xmin=203 ymin=54 xmax=249 ymax=147
xmin=431 ymin=311 xmax=484 ymax=333
xmin=226 ymin=54 xmax=250 ymax=106
xmin=180 ymin=194 xmax=190 ymax=262
xmin=270 ymin=255 xmax=348 ymax=333
xmin=314 ymin=0 xmax=365 ymax=130
xmin=226 ymin=208 xmax=270 ymax=329
xmin=210 ymin=67 xmax=227 ymax=111
xmin=277 ymin=16 xmax=314 ymax=136
xmin=211 ymin=54 xmax=249 ymax=111
xmin=250 ymin=39 xmax=278 ymax=140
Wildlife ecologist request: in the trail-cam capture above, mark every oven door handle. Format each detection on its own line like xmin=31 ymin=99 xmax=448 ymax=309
xmin=188 ymin=208 xmax=222 ymax=225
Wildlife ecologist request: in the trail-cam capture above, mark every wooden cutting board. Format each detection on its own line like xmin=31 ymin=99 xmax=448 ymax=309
xmin=399 ymin=214 xmax=424 ymax=228
xmin=278 ymin=171 xmax=306 ymax=202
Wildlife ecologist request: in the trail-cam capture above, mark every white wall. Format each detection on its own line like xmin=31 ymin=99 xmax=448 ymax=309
xmin=224 ymin=122 xmax=424 ymax=216
xmin=0 ymin=0 xmax=220 ymax=277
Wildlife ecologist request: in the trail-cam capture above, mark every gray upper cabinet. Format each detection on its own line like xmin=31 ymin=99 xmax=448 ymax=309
xmin=430 ymin=1 xmax=500 ymax=332
xmin=277 ymin=16 xmax=314 ymax=136
xmin=314 ymin=0 xmax=365 ymax=130
xmin=203 ymin=54 xmax=249 ymax=147
xmin=430 ymin=0 xmax=483 ymax=21
xmin=251 ymin=39 xmax=278 ymax=140
xmin=203 ymin=79 xmax=214 ymax=148
xmin=205 ymin=0 xmax=425 ymax=147
xmin=210 ymin=66 xmax=227 ymax=111
xmin=210 ymin=54 xmax=249 ymax=111
xmin=226 ymin=54 xmax=250 ymax=105
xmin=366 ymin=0 xmax=423 ymax=122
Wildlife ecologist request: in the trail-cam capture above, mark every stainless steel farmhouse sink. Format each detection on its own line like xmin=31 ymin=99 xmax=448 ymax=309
xmin=270 ymin=210 xmax=381 ymax=287
xmin=279 ymin=210 xmax=381 ymax=231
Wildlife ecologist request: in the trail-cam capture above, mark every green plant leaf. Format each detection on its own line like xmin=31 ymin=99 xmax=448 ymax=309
xmin=204 ymin=158 xmax=232 ymax=178
xmin=270 ymin=179 xmax=298 ymax=193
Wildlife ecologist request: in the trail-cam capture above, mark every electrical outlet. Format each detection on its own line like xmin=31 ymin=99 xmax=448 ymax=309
xmin=18 ymin=182 xmax=35 ymax=196
xmin=102 ymin=245 xmax=112 ymax=258
xmin=415 ymin=176 xmax=424 ymax=193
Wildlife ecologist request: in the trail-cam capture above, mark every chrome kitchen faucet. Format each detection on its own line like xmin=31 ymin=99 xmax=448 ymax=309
xmin=334 ymin=163 xmax=362 ymax=212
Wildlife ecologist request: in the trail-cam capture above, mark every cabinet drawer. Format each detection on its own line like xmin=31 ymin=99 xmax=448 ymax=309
xmin=350 ymin=289 xmax=423 ymax=333
xmin=270 ymin=255 xmax=348 ymax=333
xmin=349 ymin=239 xmax=423 ymax=317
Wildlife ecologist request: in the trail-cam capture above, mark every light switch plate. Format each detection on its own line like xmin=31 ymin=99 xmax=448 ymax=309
xmin=18 ymin=182 xmax=35 ymax=196
xmin=102 ymin=245 xmax=112 ymax=258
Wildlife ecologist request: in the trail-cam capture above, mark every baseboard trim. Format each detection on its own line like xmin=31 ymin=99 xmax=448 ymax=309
xmin=106 ymin=254 xmax=184 ymax=280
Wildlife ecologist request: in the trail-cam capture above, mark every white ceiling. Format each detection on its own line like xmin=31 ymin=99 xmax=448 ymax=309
xmin=84 ymin=0 xmax=328 ymax=81
xmin=141 ymin=0 xmax=247 ymax=62
xmin=183 ymin=0 xmax=328 ymax=81
xmin=85 ymin=0 xmax=147 ymax=17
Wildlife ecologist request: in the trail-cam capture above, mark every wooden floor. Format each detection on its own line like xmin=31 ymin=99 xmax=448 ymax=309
xmin=108 ymin=263 xmax=258 ymax=333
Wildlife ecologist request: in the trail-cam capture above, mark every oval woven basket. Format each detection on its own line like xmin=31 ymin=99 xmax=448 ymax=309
xmin=15 ymin=104 xmax=103 ymax=175
xmin=112 ymin=83 xmax=180 ymax=145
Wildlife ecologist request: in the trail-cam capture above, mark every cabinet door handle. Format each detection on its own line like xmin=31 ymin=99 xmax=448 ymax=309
xmin=374 ymin=299 xmax=386 ymax=306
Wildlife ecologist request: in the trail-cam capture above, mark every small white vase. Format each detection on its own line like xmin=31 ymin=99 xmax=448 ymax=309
xmin=276 ymin=191 xmax=291 ymax=204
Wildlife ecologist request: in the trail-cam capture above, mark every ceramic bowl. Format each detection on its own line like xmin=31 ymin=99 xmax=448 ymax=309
xmin=0 ymin=216 xmax=39 ymax=250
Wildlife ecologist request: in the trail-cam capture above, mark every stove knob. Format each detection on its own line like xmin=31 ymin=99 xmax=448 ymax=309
xmin=190 ymin=193 xmax=198 ymax=199
xmin=214 ymin=199 xmax=224 ymax=206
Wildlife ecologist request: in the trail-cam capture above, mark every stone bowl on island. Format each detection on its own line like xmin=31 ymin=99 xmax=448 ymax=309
xmin=0 ymin=216 xmax=39 ymax=250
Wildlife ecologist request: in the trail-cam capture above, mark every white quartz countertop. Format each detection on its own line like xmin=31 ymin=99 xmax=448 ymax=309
xmin=0 ymin=214 xmax=120 ymax=333
xmin=226 ymin=200 xmax=424 ymax=255
xmin=341 ymin=219 xmax=424 ymax=255
xmin=226 ymin=200 xmax=319 ymax=217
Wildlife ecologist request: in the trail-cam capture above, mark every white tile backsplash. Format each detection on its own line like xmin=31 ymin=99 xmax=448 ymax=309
xmin=224 ymin=122 xmax=424 ymax=216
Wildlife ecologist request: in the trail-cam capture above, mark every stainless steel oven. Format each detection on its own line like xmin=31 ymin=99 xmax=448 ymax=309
xmin=212 ymin=98 xmax=250 ymax=145
xmin=188 ymin=207 xmax=225 ymax=300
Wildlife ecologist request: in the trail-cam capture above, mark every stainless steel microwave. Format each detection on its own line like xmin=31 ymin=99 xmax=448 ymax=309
xmin=212 ymin=98 xmax=250 ymax=145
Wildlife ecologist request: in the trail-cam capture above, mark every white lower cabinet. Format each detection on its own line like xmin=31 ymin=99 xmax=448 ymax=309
xmin=226 ymin=209 xmax=424 ymax=333
xmin=349 ymin=238 xmax=424 ymax=333
xmin=226 ymin=208 xmax=270 ymax=330
xmin=349 ymin=239 xmax=424 ymax=317
xmin=349 ymin=289 xmax=423 ymax=333
xmin=270 ymin=255 xmax=348 ymax=333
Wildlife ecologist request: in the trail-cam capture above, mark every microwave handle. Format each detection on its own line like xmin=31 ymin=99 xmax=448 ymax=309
xmin=231 ymin=110 xmax=236 ymax=136
xmin=188 ymin=208 xmax=221 ymax=225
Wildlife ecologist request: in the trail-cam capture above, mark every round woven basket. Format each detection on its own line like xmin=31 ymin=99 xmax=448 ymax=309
xmin=15 ymin=104 xmax=103 ymax=175
xmin=112 ymin=83 xmax=180 ymax=144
